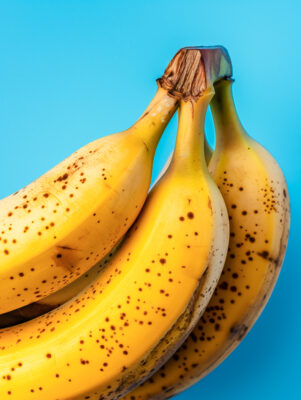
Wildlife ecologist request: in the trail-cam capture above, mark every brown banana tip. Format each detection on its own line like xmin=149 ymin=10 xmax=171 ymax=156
xmin=159 ymin=46 xmax=233 ymax=101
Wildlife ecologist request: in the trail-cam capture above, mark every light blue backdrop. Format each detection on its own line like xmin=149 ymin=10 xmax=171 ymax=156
xmin=0 ymin=1 xmax=300 ymax=399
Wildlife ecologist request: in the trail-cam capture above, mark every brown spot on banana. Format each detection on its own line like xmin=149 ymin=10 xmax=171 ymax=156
xmin=56 ymin=245 xmax=78 ymax=251
xmin=55 ymin=173 xmax=69 ymax=183
xmin=230 ymin=323 xmax=248 ymax=341
xmin=208 ymin=197 xmax=213 ymax=215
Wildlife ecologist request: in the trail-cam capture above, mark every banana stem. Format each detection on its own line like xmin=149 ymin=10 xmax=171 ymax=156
xmin=129 ymin=87 xmax=178 ymax=151
xmin=129 ymin=46 xmax=233 ymax=154
xmin=165 ymin=46 xmax=233 ymax=173
xmin=211 ymin=79 xmax=248 ymax=149
xmin=171 ymin=90 xmax=214 ymax=172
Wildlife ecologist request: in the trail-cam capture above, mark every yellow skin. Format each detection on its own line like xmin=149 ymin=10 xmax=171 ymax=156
xmin=124 ymin=79 xmax=290 ymax=400
xmin=0 ymin=86 xmax=179 ymax=314
xmin=0 ymin=90 xmax=229 ymax=400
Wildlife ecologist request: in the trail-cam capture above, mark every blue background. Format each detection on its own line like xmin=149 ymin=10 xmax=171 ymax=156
xmin=0 ymin=1 xmax=300 ymax=399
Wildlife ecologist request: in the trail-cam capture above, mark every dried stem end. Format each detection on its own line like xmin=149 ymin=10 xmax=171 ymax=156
xmin=159 ymin=46 xmax=233 ymax=101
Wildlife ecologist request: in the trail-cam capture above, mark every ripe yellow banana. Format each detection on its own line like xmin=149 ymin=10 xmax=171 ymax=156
xmin=0 ymin=57 xmax=186 ymax=315
xmin=0 ymin=47 xmax=231 ymax=400
xmin=124 ymin=78 xmax=290 ymax=400
xmin=0 ymin=141 xmax=213 ymax=327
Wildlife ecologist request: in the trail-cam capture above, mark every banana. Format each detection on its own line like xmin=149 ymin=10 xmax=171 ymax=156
xmin=124 ymin=78 xmax=290 ymax=400
xmin=0 ymin=47 xmax=230 ymax=400
xmin=0 ymin=140 xmax=213 ymax=326
xmin=0 ymin=55 xmax=186 ymax=315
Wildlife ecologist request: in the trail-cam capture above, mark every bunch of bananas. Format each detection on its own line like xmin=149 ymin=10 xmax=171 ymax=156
xmin=0 ymin=46 xmax=290 ymax=400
